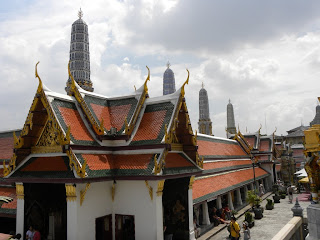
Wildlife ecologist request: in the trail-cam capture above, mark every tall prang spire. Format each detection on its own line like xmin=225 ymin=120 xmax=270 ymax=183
xmin=65 ymin=9 xmax=93 ymax=95
xmin=198 ymin=83 xmax=213 ymax=135
xmin=227 ymin=99 xmax=236 ymax=134
xmin=163 ymin=61 xmax=176 ymax=95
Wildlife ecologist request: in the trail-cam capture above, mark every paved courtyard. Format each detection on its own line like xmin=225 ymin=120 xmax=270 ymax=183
xmin=199 ymin=192 xmax=310 ymax=240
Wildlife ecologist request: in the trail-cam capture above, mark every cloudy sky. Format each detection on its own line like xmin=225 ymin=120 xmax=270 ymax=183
xmin=1 ymin=0 xmax=320 ymax=138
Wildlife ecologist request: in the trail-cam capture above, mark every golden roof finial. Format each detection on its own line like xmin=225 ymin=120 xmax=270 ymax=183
xmin=144 ymin=66 xmax=150 ymax=93
xmin=78 ymin=8 xmax=83 ymax=19
xmin=181 ymin=69 xmax=189 ymax=97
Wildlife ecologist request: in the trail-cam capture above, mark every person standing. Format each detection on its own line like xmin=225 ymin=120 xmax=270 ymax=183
xmin=33 ymin=226 xmax=41 ymax=240
xmin=287 ymin=185 xmax=294 ymax=203
xmin=242 ymin=221 xmax=251 ymax=240
xmin=230 ymin=216 xmax=240 ymax=240
xmin=26 ymin=225 xmax=34 ymax=240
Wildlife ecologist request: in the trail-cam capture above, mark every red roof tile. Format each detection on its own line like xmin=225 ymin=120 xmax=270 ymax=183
xmin=0 ymin=137 xmax=14 ymax=160
xmin=0 ymin=187 xmax=16 ymax=210
xmin=275 ymin=165 xmax=281 ymax=171
xmin=257 ymin=155 xmax=269 ymax=161
xmin=0 ymin=168 xmax=3 ymax=178
xmin=203 ymin=160 xmax=252 ymax=170
xmin=82 ymin=154 xmax=153 ymax=170
xmin=193 ymin=168 xmax=268 ymax=200
xmin=259 ymin=139 xmax=270 ymax=151
xmin=165 ymin=153 xmax=194 ymax=168
xmin=245 ymin=137 xmax=255 ymax=148
xmin=132 ymin=110 xmax=167 ymax=141
xmin=198 ymin=140 xmax=247 ymax=157
xmin=21 ymin=157 xmax=68 ymax=172
xmin=59 ymin=106 xmax=95 ymax=141
xmin=292 ymin=149 xmax=304 ymax=156
xmin=90 ymin=103 xmax=131 ymax=130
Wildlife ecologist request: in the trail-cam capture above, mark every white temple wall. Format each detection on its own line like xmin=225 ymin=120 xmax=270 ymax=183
xmin=113 ymin=180 xmax=160 ymax=240
xmin=76 ymin=181 xmax=113 ymax=240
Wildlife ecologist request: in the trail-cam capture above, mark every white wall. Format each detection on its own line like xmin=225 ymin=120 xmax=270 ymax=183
xmin=76 ymin=181 xmax=113 ymax=240
xmin=75 ymin=180 xmax=161 ymax=240
xmin=113 ymin=180 xmax=161 ymax=240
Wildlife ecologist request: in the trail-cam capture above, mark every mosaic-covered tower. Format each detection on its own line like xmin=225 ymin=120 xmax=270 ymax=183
xmin=66 ymin=9 xmax=93 ymax=95
xmin=163 ymin=62 xmax=176 ymax=95
xmin=198 ymin=83 xmax=212 ymax=135
xmin=310 ymin=104 xmax=320 ymax=126
xmin=227 ymin=99 xmax=236 ymax=134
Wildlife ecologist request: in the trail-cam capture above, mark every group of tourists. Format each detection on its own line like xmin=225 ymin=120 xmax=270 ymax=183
xmin=26 ymin=225 xmax=41 ymax=240
xmin=227 ymin=217 xmax=251 ymax=240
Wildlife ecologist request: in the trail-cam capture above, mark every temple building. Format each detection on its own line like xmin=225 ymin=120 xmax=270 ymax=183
xmin=198 ymin=84 xmax=212 ymax=135
xmin=226 ymin=99 xmax=236 ymax=135
xmin=65 ymin=9 xmax=93 ymax=95
xmin=0 ymin=11 xmax=273 ymax=240
xmin=163 ymin=62 xmax=176 ymax=95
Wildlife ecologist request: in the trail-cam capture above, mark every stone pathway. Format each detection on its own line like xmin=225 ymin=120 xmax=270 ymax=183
xmin=198 ymin=192 xmax=310 ymax=240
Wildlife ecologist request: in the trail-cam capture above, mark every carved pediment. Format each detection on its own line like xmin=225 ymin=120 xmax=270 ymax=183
xmin=31 ymin=120 xmax=62 ymax=153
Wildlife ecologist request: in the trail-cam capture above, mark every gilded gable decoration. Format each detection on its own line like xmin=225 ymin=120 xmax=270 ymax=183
xmin=68 ymin=62 xmax=104 ymax=136
xmin=154 ymin=151 xmax=167 ymax=175
xmin=125 ymin=66 xmax=150 ymax=136
xmin=144 ymin=181 xmax=153 ymax=200
xmin=66 ymin=148 xmax=87 ymax=178
xmin=3 ymin=154 xmax=17 ymax=177
xmin=156 ymin=180 xmax=165 ymax=196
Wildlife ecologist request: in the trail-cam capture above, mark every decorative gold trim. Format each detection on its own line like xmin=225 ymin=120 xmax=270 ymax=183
xmin=189 ymin=176 xmax=195 ymax=189
xmin=80 ymin=183 xmax=91 ymax=206
xmin=68 ymin=62 xmax=104 ymax=136
xmin=65 ymin=184 xmax=77 ymax=202
xmin=154 ymin=151 xmax=168 ymax=175
xmin=125 ymin=66 xmax=150 ymax=136
xmin=66 ymin=148 xmax=86 ymax=178
xmin=112 ymin=182 xmax=116 ymax=202
xmin=16 ymin=183 xmax=24 ymax=200
xmin=144 ymin=181 xmax=153 ymax=200
xmin=156 ymin=180 xmax=165 ymax=196
xmin=196 ymin=154 xmax=204 ymax=168
xmin=3 ymin=154 xmax=17 ymax=177
xmin=181 ymin=69 xmax=189 ymax=97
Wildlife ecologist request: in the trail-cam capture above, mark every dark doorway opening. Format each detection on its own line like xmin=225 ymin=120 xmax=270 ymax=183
xmin=96 ymin=214 xmax=112 ymax=240
xmin=115 ymin=214 xmax=135 ymax=240
xmin=163 ymin=177 xmax=190 ymax=240
xmin=0 ymin=216 xmax=15 ymax=234
xmin=24 ymin=183 xmax=67 ymax=240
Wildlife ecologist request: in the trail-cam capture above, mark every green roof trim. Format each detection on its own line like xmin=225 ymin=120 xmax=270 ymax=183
xmin=203 ymin=164 xmax=253 ymax=175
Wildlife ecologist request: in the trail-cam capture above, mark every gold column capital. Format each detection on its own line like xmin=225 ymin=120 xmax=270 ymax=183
xmin=65 ymin=184 xmax=77 ymax=202
xmin=16 ymin=183 xmax=24 ymax=200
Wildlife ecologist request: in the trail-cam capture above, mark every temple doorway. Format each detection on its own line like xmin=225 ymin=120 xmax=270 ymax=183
xmin=115 ymin=214 xmax=135 ymax=240
xmin=96 ymin=214 xmax=112 ymax=240
xmin=162 ymin=177 xmax=190 ymax=240
xmin=24 ymin=183 xmax=67 ymax=240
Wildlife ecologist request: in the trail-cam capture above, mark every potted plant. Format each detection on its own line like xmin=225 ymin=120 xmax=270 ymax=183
xmin=273 ymin=192 xmax=281 ymax=203
xmin=253 ymin=196 xmax=263 ymax=219
xmin=245 ymin=212 xmax=254 ymax=228
xmin=246 ymin=190 xmax=258 ymax=210
xmin=280 ymin=193 xmax=286 ymax=199
xmin=272 ymin=184 xmax=279 ymax=193
xmin=265 ymin=198 xmax=274 ymax=210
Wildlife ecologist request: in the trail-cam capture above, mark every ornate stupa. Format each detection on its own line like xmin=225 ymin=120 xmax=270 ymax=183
xmin=227 ymin=99 xmax=236 ymax=134
xmin=198 ymin=83 xmax=213 ymax=135
xmin=310 ymin=104 xmax=320 ymax=126
xmin=65 ymin=9 xmax=93 ymax=95
xmin=163 ymin=62 xmax=176 ymax=95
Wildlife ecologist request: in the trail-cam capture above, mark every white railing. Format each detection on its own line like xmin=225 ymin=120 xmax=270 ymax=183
xmin=271 ymin=217 xmax=307 ymax=240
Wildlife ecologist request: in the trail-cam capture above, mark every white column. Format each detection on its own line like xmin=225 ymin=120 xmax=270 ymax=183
xmin=250 ymin=183 xmax=254 ymax=192
xmin=227 ymin=192 xmax=234 ymax=210
xmin=65 ymin=184 xmax=77 ymax=240
xmin=155 ymin=181 xmax=164 ymax=240
xmin=188 ymin=177 xmax=196 ymax=240
xmin=202 ymin=202 xmax=210 ymax=225
xmin=16 ymin=183 xmax=24 ymax=236
xmin=236 ymin=188 xmax=242 ymax=206
xmin=244 ymin=185 xmax=248 ymax=201
xmin=216 ymin=196 xmax=222 ymax=209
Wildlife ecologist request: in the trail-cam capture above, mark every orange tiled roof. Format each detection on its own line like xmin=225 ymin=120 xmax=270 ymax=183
xmin=292 ymin=149 xmax=304 ymax=156
xmin=259 ymin=139 xmax=270 ymax=151
xmin=245 ymin=137 xmax=255 ymax=149
xmin=132 ymin=110 xmax=167 ymax=141
xmin=90 ymin=103 xmax=131 ymax=130
xmin=82 ymin=154 xmax=154 ymax=170
xmin=198 ymin=140 xmax=247 ymax=157
xmin=275 ymin=165 xmax=281 ymax=171
xmin=0 ymin=137 xmax=14 ymax=160
xmin=0 ymin=168 xmax=4 ymax=178
xmin=59 ymin=106 xmax=95 ymax=141
xmin=0 ymin=187 xmax=16 ymax=210
xmin=21 ymin=157 xmax=68 ymax=172
xmin=203 ymin=160 xmax=252 ymax=170
xmin=193 ymin=168 xmax=268 ymax=201
xmin=165 ymin=153 xmax=194 ymax=168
